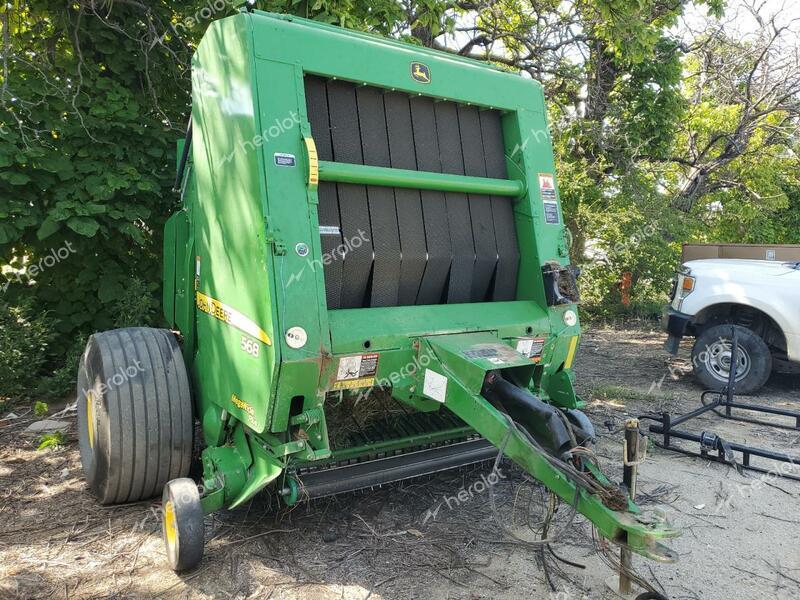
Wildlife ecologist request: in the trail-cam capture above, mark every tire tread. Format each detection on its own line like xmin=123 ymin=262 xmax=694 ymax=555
xmin=77 ymin=327 xmax=193 ymax=504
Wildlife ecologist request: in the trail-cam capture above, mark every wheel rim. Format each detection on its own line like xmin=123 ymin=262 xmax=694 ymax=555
xmin=163 ymin=500 xmax=179 ymax=559
xmin=704 ymin=339 xmax=752 ymax=384
xmin=281 ymin=477 xmax=300 ymax=507
xmin=86 ymin=391 xmax=95 ymax=449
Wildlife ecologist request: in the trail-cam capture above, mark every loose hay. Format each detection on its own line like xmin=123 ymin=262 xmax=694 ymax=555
xmin=324 ymin=388 xmax=415 ymax=449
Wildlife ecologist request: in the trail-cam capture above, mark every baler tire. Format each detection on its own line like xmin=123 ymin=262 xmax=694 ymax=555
xmin=77 ymin=327 xmax=193 ymax=505
xmin=162 ymin=478 xmax=204 ymax=572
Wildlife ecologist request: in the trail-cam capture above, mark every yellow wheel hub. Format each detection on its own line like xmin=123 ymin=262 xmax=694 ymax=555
xmin=86 ymin=391 xmax=95 ymax=449
xmin=163 ymin=500 xmax=178 ymax=547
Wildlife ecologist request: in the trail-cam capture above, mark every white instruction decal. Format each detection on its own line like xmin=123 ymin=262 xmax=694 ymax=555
xmin=516 ymin=339 xmax=534 ymax=356
xmin=423 ymin=369 xmax=448 ymax=403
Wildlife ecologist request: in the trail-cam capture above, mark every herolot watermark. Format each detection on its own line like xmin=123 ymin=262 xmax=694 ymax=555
xmin=152 ymin=0 xmax=239 ymax=48
xmin=286 ymin=230 xmax=371 ymax=287
xmin=509 ymin=126 xmax=553 ymax=159
xmin=219 ymin=111 xmax=303 ymax=165
xmin=2 ymin=241 xmax=77 ymax=293
xmin=348 ymin=349 xmax=436 ymax=407
xmin=713 ymin=446 xmax=798 ymax=515
xmin=422 ymin=467 xmax=507 ymax=525
xmin=83 ymin=360 xmax=146 ymax=400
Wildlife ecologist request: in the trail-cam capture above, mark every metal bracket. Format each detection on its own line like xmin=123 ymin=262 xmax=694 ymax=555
xmin=264 ymin=225 xmax=287 ymax=256
xmin=289 ymin=407 xmax=324 ymax=427
xmin=643 ymin=326 xmax=800 ymax=480
xmin=271 ymin=439 xmax=307 ymax=457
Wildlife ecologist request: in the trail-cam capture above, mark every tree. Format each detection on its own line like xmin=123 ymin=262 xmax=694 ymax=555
xmin=663 ymin=1 xmax=800 ymax=212
xmin=0 ymin=2 xmax=204 ymax=347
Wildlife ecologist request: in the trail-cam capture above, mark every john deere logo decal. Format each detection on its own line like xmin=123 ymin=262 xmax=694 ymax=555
xmin=411 ymin=62 xmax=431 ymax=84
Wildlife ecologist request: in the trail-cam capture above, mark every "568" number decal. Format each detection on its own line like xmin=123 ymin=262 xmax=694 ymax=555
xmin=241 ymin=336 xmax=260 ymax=357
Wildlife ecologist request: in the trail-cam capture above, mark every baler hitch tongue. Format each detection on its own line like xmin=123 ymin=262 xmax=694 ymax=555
xmin=419 ymin=335 xmax=679 ymax=562
xmin=482 ymin=380 xmax=680 ymax=561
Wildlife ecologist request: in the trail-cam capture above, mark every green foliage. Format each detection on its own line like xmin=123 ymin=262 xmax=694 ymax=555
xmin=34 ymin=401 xmax=48 ymax=417
xmin=0 ymin=301 xmax=52 ymax=400
xmin=1 ymin=2 xmax=188 ymax=359
xmin=112 ymin=277 xmax=159 ymax=329
xmin=37 ymin=335 xmax=86 ymax=401
xmin=605 ymin=38 xmax=685 ymax=161
xmin=37 ymin=430 xmax=66 ymax=451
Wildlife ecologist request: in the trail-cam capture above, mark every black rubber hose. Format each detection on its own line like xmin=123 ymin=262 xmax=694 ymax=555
xmin=481 ymin=373 xmax=574 ymax=459
xmin=565 ymin=408 xmax=596 ymax=445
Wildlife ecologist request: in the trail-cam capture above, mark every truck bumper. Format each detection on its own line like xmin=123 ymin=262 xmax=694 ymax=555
xmin=662 ymin=305 xmax=693 ymax=355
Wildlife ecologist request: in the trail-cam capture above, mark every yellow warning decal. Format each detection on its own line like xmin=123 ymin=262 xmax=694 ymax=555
xmin=564 ymin=336 xmax=580 ymax=370
xmin=304 ymin=137 xmax=319 ymax=186
xmin=331 ymin=377 xmax=375 ymax=391
xmin=196 ymin=291 xmax=272 ymax=345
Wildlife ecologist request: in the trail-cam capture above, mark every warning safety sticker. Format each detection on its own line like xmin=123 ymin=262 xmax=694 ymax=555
xmin=332 ymin=353 xmax=379 ymax=390
xmin=538 ymin=173 xmax=557 ymax=200
xmin=538 ymin=174 xmax=560 ymax=224
xmin=516 ymin=338 xmax=546 ymax=363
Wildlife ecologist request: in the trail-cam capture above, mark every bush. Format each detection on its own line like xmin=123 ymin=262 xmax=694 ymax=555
xmin=0 ymin=301 xmax=53 ymax=400
xmin=113 ymin=276 xmax=159 ymax=329
xmin=574 ymin=178 xmax=686 ymax=319
xmin=37 ymin=336 xmax=86 ymax=402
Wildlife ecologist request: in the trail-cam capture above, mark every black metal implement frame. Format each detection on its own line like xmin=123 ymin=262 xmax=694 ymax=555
xmin=641 ymin=327 xmax=800 ymax=481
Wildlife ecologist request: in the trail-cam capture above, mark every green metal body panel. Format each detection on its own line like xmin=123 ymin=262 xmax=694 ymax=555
xmin=164 ymin=9 xmax=677 ymax=563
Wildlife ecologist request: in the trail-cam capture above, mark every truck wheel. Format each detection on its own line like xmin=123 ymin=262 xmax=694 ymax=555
xmin=77 ymin=328 xmax=193 ymax=504
xmin=692 ymin=324 xmax=772 ymax=395
xmin=162 ymin=478 xmax=204 ymax=571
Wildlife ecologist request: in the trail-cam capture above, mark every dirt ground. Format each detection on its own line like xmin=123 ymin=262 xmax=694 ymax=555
xmin=1 ymin=323 xmax=799 ymax=600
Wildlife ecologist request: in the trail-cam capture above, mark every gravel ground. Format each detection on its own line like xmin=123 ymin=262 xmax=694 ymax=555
xmin=1 ymin=323 xmax=798 ymax=599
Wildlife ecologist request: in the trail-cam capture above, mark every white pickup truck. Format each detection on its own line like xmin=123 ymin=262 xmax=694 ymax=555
xmin=663 ymin=259 xmax=800 ymax=394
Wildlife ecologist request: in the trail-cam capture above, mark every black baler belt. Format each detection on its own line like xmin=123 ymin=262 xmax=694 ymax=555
xmin=305 ymin=77 xmax=344 ymax=309
xmin=356 ymin=86 xmax=401 ymax=307
xmin=479 ymin=110 xmax=519 ymax=300
xmin=434 ymin=101 xmax=474 ymax=304
xmin=327 ymin=79 xmax=374 ymax=308
xmin=457 ymin=105 xmax=499 ymax=302
xmin=409 ymin=96 xmax=452 ymax=305
xmin=305 ymin=78 xmax=518 ymax=308
xmin=384 ymin=92 xmax=426 ymax=306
